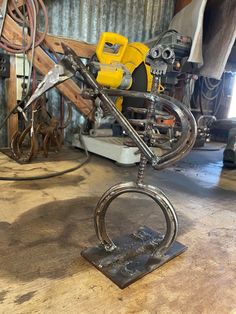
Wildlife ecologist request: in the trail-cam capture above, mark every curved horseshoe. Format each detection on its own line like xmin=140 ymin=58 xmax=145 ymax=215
xmin=18 ymin=125 xmax=31 ymax=151
xmin=154 ymin=94 xmax=197 ymax=170
xmin=43 ymin=131 xmax=51 ymax=157
xmin=25 ymin=125 xmax=41 ymax=162
xmin=59 ymin=103 xmax=72 ymax=129
xmin=52 ymin=129 xmax=62 ymax=151
xmin=105 ymin=89 xmax=197 ymax=170
xmin=94 ymin=181 xmax=178 ymax=256
xmin=10 ymin=131 xmax=21 ymax=160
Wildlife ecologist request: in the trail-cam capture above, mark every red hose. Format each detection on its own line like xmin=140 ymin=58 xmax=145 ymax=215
xmin=0 ymin=0 xmax=48 ymax=54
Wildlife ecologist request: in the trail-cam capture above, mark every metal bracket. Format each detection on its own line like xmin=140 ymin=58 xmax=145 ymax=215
xmin=0 ymin=53 xmax=10 ymax=78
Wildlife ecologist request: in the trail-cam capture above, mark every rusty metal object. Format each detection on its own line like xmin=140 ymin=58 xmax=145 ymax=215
xmin=10 ymin=96 xmax=72 ymax=162
xmin=10 ymin=130 xmax=21 ymax=159
xmin=23 ymin=64 xmax=73 ymax=112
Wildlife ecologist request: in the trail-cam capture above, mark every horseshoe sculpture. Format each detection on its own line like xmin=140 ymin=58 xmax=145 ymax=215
xmin=21 ymin=43 xmax=197 ymax=288
xmin=10 ymin=97 xmax=72 ymax=162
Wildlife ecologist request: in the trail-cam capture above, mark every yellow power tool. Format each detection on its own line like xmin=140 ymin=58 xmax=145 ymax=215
xmin=89 ymin=32 xmax=163 ymax=111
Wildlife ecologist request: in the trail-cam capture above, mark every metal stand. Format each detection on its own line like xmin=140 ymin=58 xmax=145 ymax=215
xmin=82 ymin=140 xmax=186 ymax=289
xmin=22 ymin=44 xmax=195 ymax=289
xmin=81 ymin=50 xmax=188 ymax=289
xmin=82 ymin=97 xmax=185 ymax=288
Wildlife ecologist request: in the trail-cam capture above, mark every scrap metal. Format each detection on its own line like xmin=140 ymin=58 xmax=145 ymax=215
xmin=11 ymin=95 xmax=72 ymax=162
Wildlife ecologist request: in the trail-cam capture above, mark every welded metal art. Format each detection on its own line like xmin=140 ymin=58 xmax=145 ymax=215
xmin=23 ymin=42 xmax=197 ymax=288
xmin=11 ymin=95 xmax=72 ymax=162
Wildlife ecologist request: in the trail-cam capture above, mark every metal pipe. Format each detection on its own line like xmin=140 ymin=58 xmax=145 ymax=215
xmin=61 ymin=44 xmax=159 ymax=165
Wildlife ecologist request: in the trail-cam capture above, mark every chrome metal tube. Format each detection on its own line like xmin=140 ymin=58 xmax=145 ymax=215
xmin=61 ymin=44 xmax=159 ymax=165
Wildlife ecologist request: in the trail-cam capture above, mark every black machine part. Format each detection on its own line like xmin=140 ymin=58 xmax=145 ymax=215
xmin=223 ymin=128 xmax=236 ymax=168
xmin=153 ymin=32 xmax=192 ymax=88
xmin=122 ymin=62 xmax=148 ymax=114
xmin=0 ymin=53 xmax=10 ymax=78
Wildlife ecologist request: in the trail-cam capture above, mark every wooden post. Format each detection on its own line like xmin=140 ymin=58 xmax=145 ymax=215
xmin=6 ymin=55 xmax=18 ymax=145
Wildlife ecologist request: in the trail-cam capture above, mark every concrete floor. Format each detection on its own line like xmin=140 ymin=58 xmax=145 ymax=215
xmin=0 ymin=145 xmax=235 ymax=314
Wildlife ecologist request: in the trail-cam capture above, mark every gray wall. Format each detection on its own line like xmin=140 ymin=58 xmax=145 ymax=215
xmin=44 ymin=0 xmax=175 ymax=43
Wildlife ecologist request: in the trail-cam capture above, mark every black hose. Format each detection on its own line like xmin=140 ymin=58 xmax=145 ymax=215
xmin=199 ymin=78 xmax=204 ymax=115
xmin=213 ymin=74 xmax=225 ymax=117
xmin=0 ymin=133 xmax=90 ymax=181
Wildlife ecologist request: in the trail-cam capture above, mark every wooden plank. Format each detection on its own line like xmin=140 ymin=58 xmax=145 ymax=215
xmin=2 ymin=14 xmax=94 ymax=119
xmin=6 ymin=55 xmax=18 ymax=145
xmin=8 ymin=0 xmax=24 ymax=10
xmin=175 ymin=0 xmax=192 ymax=13
xmin=41 ymin=33 xmax=97 ymax=59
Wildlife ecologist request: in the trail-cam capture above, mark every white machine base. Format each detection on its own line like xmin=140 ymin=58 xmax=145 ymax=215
xmin=73 ymin=134 xmax=162 ymax=165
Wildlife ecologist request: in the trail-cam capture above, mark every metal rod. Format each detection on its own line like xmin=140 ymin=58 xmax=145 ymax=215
xmin=61 ymin=44 xmax=159 ymax=165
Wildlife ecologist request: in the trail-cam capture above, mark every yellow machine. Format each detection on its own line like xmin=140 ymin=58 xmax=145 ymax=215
xmin=90 ymin=32 xmax=163 ymax=111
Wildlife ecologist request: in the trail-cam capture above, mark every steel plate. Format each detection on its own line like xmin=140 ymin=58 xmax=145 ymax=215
xmin=81 ymin=226 xmax=187 ymax=289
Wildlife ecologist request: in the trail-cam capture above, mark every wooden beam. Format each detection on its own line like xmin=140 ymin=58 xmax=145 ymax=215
xmin=41 ymin=33 xmax=97 ymax=59
xmin=6 ymin=55 xmax=18 ymax=145
xmin=8 ymin=0 xmax=24 ymax=10
xmin=2 ymin=14 xmax=94 ymax=119
xmin=175 ymin=0 xmax=192 ymax=14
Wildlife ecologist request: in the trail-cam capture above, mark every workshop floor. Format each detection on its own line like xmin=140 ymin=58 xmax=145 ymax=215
xmin=0 ymin=144 xmax=235 ymax=314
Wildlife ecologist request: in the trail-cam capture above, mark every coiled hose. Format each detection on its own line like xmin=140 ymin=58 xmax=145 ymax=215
xmin=0 ymin=0 xmax=48 ymax=53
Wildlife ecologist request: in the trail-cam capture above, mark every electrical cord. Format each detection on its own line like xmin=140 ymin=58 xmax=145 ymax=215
xmin=213 ymin=74 xmax=225 ymax=117
xmin=0 ymin=0 xmax=43 ymax=130
xmin=198 ymin=78 xmax=204 ymax=115
xmin=25 ymin=0 xmax=37 ymax=97
xmin=193 ymin=148 xmax=223 ymax=151
xmin=0 ymin=1 xmax=91 ymax=181
xmin=201 ymin=78 xmax=222 ymax=102
xmin=204 ymin=77 xmax=221 ymax=91
xmin=192 ymin=76 xmax=223 ymax=117
xmin=0 ymin=132 xmax=90 ymax=181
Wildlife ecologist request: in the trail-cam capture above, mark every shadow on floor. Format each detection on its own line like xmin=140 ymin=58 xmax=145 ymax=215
xmin=0 ymin=195 xmax=193 ymax=282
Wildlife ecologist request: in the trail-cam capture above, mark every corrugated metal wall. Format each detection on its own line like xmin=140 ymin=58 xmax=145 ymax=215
xmin=0 ymin=0 xmax=175 ymax=146
xmin=44 ymin=0 xmax=175 ymax=43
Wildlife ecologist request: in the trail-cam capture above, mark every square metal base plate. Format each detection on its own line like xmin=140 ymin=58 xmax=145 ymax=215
xmin=81 ymin=226 xmax=187 ymax=289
